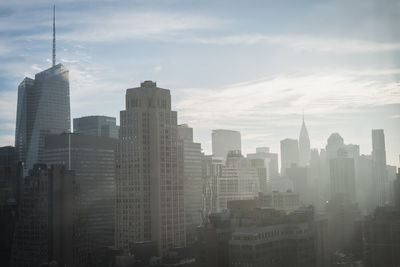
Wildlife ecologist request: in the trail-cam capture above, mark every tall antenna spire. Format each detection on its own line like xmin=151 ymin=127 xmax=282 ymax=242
xmin=52 ymin=5 xmax=56 ymax=67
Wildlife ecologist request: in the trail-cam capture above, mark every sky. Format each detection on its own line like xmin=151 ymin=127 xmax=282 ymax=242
xmin=0 ymin=0 xmax=399 ymax=167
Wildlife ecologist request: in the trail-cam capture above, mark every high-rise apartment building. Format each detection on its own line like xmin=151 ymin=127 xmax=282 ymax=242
xmin=14 ymin=8 xmax=70 ymax=171
xmin=115 ymin=81 xmax=185 ymax=257
xmin=371 ymin=129 xmax=388 ymax=206
xmin=177 ymin=124 xmax=202 ymax=243
xmin=212 ymin=129 xmax=241 ymax=163
xmin=73 ymin=115 xmax=119 ymax=139
xmin=299 ymin=116 xmax=311 ymax=167
xmin=280 ymin=138 xmax=299 ymax=174
xmin=43 ymin=133 xmax=116 ymax=262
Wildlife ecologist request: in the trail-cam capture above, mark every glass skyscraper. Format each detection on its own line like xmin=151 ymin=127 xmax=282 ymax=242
xmin=15 ymin=64 xmax=71 ymax=170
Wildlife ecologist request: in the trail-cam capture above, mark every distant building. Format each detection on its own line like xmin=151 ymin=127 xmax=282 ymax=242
xmin=202 ymin=155 xmax=223 ymax=216
xmin=256 ymin=191 xmax=300 ymax=212
xmin=247 ymin=147 xmax=279 ymax=181
xmin=115 ymin=81 xmax=185 ymax=257
xmin=280 ymin=138 xmax=299 ymax=174
xmin=371 ymin=129 xmax=388 ymax=206
xmin=325 ymin=133 xmax=344 ymax=159
xmin=212 ymin=129 xmax=241 ymax=163
xmin=177 ymin=124 xmax=203 ymax=244
xmin=10 ymin=164 xmax=87 ymax=267
xmin=73 ymin=115 xmax=119 ymax=139
xmin=299 ymin=116 xmax=311 ymax=167
xmin=218 ymin=151 xmax=259 ymax=211
xmin=15 ymin=64 xmax=71 ymax=171
xmin=286 ymin=164 xmax=309 ymax=204
xmin=363 ymin=207 xmax=400 ymax=267
xmin=329 ymin=150 xmax=356 ymax=203
xmin=44 ymin=133 xmax=116 ymax=263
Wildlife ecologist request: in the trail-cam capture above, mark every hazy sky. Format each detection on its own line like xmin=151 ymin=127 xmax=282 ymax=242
xmin=0 ymin=0 xmax=399 ymax=166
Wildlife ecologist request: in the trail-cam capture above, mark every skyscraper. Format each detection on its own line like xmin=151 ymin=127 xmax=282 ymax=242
xmin=280 ymin=138 xmax=299 ymax=174
xmin=211 ymin=129 xmax=241 ymax=163
xmin=372 ymin=129 xmax=388 ymax=206
xmin=299 ymin=115 xmax=311 ymax=167
xmin=44 ymin=133 xmax=116 ymax=263
xmin=177 ymin=124 xmax=202 ymax=244
xmin=73 ymin=115 xmax=119 ymax=139
xmin=115 ymin=81 xmax=185 ymax=257
xmin=14 ymin=7 xmax=70 ymax=171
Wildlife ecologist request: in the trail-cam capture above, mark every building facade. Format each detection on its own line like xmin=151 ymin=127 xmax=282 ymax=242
xmin=73 ymin=115 xmax=119 ymax=139
xmin=177 ymin=124 xmax=203 ymax=243
xmin=115 ymin=81 xmax=185 ymax=257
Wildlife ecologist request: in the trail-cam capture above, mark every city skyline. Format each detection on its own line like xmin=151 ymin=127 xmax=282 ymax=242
xmin=0 ymin=0 xmax=399 ymax=167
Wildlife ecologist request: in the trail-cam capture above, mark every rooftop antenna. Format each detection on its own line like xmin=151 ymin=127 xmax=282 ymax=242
xmin=52 ymin=5 xmax=56 ymax=67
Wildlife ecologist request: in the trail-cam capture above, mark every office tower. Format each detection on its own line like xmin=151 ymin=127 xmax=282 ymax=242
xmin=44 ymin=133 xmax=116 ymax=262
xmin=248 ymin=158 xmax=268 ymax=193
xmin=115 ymin=81 xmax=185 ymax=257
xmin=358 ymin=155 xmax=374 ymax=213
xmin=280 ymin=138 xmax=299 ymax=174
xmin=73 ymin=115 xmax=119 ymax=139
xmin=247 ymin=147 xmax=279 ymax=180
xmin=372 ymin=129 xmax=388 ymax=206
xmin=177 ymin=124 xmax=202 ymax=243
xmin=10 ymin=164 xmax=87 ymax=267
xmin=217 ymin=150 xmax=259 ymax=211
xmin=211 ymin=129 xmax=241 ymax=163
xmin=299 ymin=116 xmax=311 ymax=167
xmin=202 ymin=155 xmax=223 ymax=216
xmin=329 ymin=149 xmax=356 ymax=202
xmin=14 ymin=8 xmax=70 ymax=171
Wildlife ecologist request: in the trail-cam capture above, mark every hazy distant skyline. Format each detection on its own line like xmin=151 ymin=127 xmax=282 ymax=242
xmin=0 ymin=0 xmax=399 ymax=166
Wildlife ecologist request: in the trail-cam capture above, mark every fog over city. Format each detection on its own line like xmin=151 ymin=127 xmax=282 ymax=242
xmin=0 ymin=1 xmax=399 ymax=267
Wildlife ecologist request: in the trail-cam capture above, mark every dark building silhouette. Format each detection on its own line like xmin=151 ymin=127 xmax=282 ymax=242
xmin=44 ymin=133 xmax=116 ymax=264
xmin=0 ymin=146 xmax=17 ymax=166
xmin=73 ymin=115 xmax=119 ymax=139
xmin=0 ymin=152 xmax=23 ymax=267
xmin=10 ymin=164 xmax=87 ymax=267
xmin=363 ymin=207 xmax=400 ymax=267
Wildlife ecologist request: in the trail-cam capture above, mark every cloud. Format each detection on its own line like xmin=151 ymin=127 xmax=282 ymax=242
xmin=0 ymin=90 xmax=17 ymax=122
xmin=180 ymin=34 xmax=400 ymax=53
xmin=0 ymin=134 xmax=14 ymax=147
xmin=175 ymin=69 xmax=400 ymax=131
